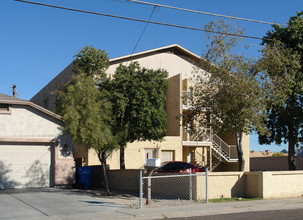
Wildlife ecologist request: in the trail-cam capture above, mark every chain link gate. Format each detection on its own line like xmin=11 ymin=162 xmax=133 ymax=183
xmin=139 ymin=168 xmax=208 ymax=208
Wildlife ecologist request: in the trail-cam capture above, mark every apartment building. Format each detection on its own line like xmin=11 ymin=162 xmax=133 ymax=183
xmin=31 ymin=44 xmax=249 ymax=171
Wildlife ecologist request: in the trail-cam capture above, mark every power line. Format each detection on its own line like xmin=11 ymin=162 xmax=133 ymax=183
xmin=14 ymin=0 xmax=272 ymax=41
xmin=126 ymin=0 xmax=286 ymax=26
xmin=131 ymin=6 xmax=157 ymax=56
xmin=0 ymin=86 xmax=11 ymax=90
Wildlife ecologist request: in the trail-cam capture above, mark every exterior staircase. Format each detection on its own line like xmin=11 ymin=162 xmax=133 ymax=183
xmin=183 ymin=128 xmax=238 ymax=171
xmin=211 ymin=134 xmax=238 ymax=171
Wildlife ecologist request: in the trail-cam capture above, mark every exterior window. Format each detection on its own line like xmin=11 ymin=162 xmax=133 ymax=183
xmin=161 ymin=150 xmax=174 ymax=164
xmin=144 ymin=148 xmax=156 ymax=164
xmin=0 ymin=104 xmax=11 ymax=114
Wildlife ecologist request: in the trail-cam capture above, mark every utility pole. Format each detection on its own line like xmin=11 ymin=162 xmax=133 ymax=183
xmin=12 ymin=84 xmax=16 ymax=97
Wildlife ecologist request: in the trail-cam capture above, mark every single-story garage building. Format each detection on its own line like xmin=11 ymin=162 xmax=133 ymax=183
xmin=0 ymin=93 xmax=75 ymax=189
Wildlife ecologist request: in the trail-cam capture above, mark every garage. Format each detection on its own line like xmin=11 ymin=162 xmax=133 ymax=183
xmin=0 ymin=92 xmax=75 ymax=189
xmin=0 ymin=144 xmax=52 ymax=189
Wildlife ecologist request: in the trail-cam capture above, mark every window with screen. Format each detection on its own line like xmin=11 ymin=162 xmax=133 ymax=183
xmin=161 ymin=150 xmax=174 ymax=164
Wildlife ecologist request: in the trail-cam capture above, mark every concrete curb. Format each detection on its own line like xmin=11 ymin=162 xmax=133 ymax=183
xmin=109 ymin=197 xmax=303 ymax=219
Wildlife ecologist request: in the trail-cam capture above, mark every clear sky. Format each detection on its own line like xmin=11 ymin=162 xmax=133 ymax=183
xmin=1 ymin=0 xmax=302 ymax=152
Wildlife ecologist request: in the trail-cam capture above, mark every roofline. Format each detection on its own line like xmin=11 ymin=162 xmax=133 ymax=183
xmin=0 ymin=99 xmax=62 ymax=121
xmin=30 ymin=44 xmax=203 ymax=101
xmin=109 ymin=44 xmax=202 ymax=63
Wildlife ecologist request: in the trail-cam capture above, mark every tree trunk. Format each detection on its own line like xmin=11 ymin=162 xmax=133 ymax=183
xmin=287 ymin=109 xmax=296 ymax=170
xmin=97 ymin=151 xmax=110 ymax=196
xmin=120 ymin=144 xmax=126 ymax=170
xmin=236 ymin=132 xmax=245 ymax=171
xmin=288 ymin=141 xmax=296 ymax=170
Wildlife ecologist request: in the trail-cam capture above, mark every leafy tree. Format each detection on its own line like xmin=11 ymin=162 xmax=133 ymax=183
xmin=258 ymin=12 xmax=303 ymax=170
xmin=56 ymin=46 xmax=118 ymax=195
xmin=188 ymin=19 xmax=265 ymax=171
xmin=73 ymin=45 xmax=109 ymax=77
xmin=102 ymin=62 xmax=168 ymax=169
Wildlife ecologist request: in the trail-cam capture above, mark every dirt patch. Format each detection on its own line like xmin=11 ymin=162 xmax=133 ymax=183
xmin=70 ymin=188 xmax=202 ymax=209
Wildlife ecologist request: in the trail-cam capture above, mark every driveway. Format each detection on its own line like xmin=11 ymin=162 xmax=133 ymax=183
xmin=0 ymin=188 xmax=132 ymax=220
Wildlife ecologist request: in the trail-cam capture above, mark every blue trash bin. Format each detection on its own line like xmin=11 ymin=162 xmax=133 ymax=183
xmin=77 ymin=167 xmax=93 ymax=190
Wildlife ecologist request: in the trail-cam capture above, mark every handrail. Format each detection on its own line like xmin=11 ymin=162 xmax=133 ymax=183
xmin=182 ymin=127 xmax=238 ymax=161
xmin=212 ymin=134 xmax=231 ymax=159
xmin=212 ymin=135 xmax=238 ymax=160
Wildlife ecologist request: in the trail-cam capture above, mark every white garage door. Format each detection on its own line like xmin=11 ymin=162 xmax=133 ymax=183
xmin=0 ymin=144 xmax=52 ymax=189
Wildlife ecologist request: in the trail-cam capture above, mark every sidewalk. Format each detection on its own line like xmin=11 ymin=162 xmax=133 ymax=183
xmin=4 ymin=188 xmax=303 ymax=220
xmin=26 ymin=197 xmax=303 ymax=220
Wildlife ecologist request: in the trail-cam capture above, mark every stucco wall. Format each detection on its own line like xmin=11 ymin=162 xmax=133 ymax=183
xmin=166 ymin=74 xmax=182 ymax=136
xmin=0 ymin=105 xmax=62 ymax=138
xmin=30 ymin=63 xmax=74 ymax=112
xmin=107 ymin=52 xmax=202 ymax=80
xmin=194 ymin=172 xmax=246 ymax=200
xmin=87 ymin=136 xmax=182 ymax=169
xmin=198 ymin=171 xmax=303 ymax=199
xmin=89 ymin=169 xmax=303 ymax=200
xmin=262 ymin=171 xmax=303 ymax=199
xmin=54 ymin=139 xmax=75 ymax=185
xmin=245 ymin=172 xmax=263 ymax=198
xmin=245 ymin=171 xmax=303 ymax=199
xmin=31 ymin=48 xmax=202 ymax=113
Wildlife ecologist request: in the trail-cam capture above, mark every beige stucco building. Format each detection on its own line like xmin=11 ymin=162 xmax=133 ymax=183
xmin=31 ymin=44 xmax=249 ymax=171
xmin=0 ymin=93 xmax=75 ymax=189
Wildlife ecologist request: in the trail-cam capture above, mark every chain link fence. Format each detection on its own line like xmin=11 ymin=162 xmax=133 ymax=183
xmin=139 ymin=169 xmax=208 ymax=208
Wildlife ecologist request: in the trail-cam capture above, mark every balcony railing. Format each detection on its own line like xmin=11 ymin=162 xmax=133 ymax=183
xmin=183 ymin=128 xmax=212 ymax=142
xmin=182 ymin=91 xmax=193 ymax=108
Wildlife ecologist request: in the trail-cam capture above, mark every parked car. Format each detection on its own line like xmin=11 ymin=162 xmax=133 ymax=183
xmin=154 ymin=161 xmax=205 ymax=173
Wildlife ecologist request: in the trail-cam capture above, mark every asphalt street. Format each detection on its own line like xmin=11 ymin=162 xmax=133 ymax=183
xmin=168 ymin=209 xmax=303 ymax=220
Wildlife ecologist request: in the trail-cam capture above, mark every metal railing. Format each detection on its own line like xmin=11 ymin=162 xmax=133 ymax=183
xmin=212 ymin=134 xmax=233 ymax=160
xmin=184 ymin=128 xmax=212 ymax=142
xmin=182 ymin=91 xmax=192 ymax=107
xmin=182 ymin=127 xmax=238 ymax=163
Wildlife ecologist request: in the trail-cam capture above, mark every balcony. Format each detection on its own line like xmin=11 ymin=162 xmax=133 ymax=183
xmin=182 ymin=128 xmax=212 ymax=147
xmin=182 ymin=91 xmax=193 ymax=110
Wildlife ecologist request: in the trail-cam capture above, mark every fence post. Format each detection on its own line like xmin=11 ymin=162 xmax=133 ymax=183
xmin=205 ymin=167 xmax=208 ymax=203
xmin=146 ymin=168 xmax=154 ymax=205
xmin=139 ymin=170 xmax=143 ymax=209
xmin=189 ymin=168 xmax=192 ymax=201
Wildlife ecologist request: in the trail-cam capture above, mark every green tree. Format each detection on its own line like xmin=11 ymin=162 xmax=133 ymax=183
xmin=56 ymin=46 xmax=117 ymax=195
xmin=258 ymin=12 xmax=303 ymax=170
xmin=102 ymin=62 xmax=168 ymax=169
xmin=188 ymin=19 xmax=265 ymax=171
